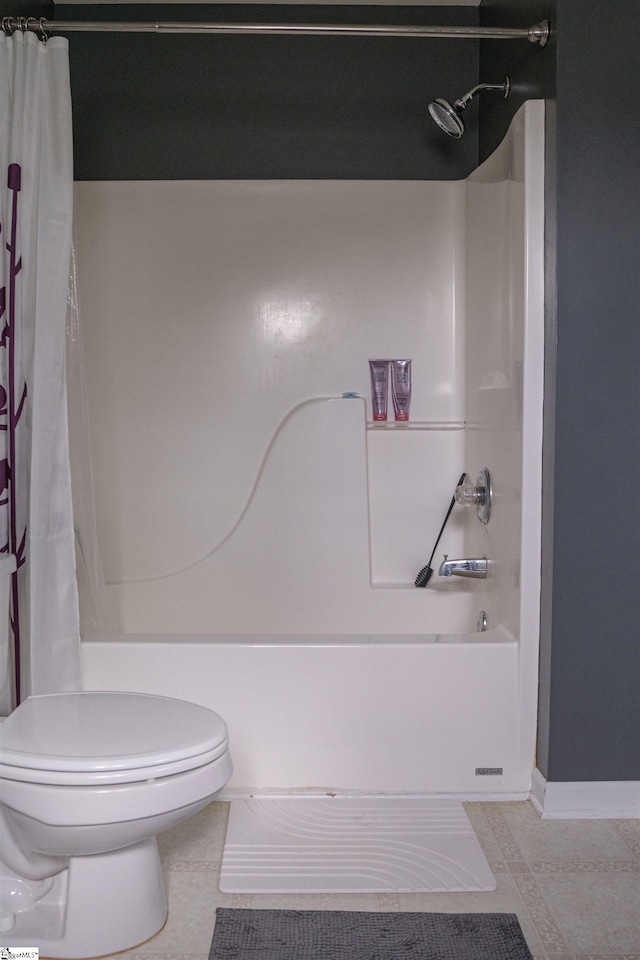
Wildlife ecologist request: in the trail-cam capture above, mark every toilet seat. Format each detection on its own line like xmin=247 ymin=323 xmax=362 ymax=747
xmin=0 ymin=691 xmax=230 ymax=786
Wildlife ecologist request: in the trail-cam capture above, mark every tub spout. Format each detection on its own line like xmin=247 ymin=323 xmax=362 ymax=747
xmin=438 ymin=555 xmax=488 ymax=579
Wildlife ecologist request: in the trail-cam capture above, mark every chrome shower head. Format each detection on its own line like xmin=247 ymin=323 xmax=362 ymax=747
xmin=428 ymin=98 xmax=466 ymax=139
xmin=428 ymin=76 xmax=510 ymax=138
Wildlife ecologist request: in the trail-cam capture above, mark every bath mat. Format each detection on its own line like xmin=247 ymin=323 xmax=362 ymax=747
xmin=219 ymin=798 xmax=496 ymax=893
xmin=209 ymin=909 xmax=533 ymax=960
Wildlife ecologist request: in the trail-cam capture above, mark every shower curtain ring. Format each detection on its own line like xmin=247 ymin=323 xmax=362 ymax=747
xmin=35 ymin=18 xmax=49 ymax=42
xmin=2 ymin=17 xmax=16 ymax=35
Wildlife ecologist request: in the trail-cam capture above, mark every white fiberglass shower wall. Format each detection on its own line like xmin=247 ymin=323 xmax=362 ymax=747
xmin=79 ymin=102 xmax=544 ymax=797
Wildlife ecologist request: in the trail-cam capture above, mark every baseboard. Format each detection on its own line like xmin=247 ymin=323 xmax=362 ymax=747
xmin=531 ymin=767 xmax=640 ymax=819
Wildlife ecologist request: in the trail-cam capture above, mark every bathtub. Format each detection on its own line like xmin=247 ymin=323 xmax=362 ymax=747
xmin=82 ymin=619 xmax=535 ymax=798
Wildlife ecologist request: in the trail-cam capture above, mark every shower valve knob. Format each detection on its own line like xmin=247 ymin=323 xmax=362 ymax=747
xmin=455 ymin=480 xmax=484 ymax=506
xmin=455 ymin=468 xmax=492 ymax=524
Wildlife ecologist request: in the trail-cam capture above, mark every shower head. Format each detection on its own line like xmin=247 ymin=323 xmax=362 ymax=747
xmin=428 ymin=76 xmax=510 ymax=139
xmin=428 ymin=99 xmax=466 ymax=139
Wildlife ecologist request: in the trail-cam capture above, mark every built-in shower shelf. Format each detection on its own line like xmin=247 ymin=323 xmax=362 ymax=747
xmin=365 ymin=423 xmax=466 ymax=588
xmin=366 ymin=420 xmax=466 ymax=431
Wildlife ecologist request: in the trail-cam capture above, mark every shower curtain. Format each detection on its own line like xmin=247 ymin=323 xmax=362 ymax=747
xmin=0 ymin=29 xmax=81 ymax=707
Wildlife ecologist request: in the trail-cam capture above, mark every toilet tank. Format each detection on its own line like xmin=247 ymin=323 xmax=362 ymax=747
xmin=0 ymin=555 xmax=17 ymax=707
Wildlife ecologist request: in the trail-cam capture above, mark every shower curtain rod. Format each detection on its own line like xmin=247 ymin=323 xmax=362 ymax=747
xmin=4 ymin=16 xmax=550 ymax=45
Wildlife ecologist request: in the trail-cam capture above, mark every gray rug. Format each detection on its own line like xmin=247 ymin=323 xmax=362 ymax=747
xmin=209 ymin=909 xmax=534 ymax=959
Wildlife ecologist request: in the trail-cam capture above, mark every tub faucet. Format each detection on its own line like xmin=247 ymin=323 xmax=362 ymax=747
xmin=438 ymin=555 xmax=488 ymax=579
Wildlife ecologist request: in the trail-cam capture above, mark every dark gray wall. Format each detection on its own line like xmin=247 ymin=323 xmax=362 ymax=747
xmin=0 ymin=0 xmax=51 ymax=20
xmin=478 ymin=0 xmax=555 ymax=160
xmin=55 ymin=4 xmax=479 ymax=180
xmin=481 ymin=0 xmax=640 ymax=783
xmin=544 ymin=0 xmax=640 ymax=781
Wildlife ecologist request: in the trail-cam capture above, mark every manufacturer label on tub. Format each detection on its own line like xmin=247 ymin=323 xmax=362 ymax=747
xmin=475 ymin=767 xmax=503 ymax=776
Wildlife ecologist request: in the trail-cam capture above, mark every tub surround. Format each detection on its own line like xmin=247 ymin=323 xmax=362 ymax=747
xmin=73 ymin=100 xmax=541 ymax=636
xmin=74 ymin=177 xmax=470 ymax=634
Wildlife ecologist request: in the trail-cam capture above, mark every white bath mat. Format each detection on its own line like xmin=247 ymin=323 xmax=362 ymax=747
xmin=220 ymin=797 xmax=496 ymax=893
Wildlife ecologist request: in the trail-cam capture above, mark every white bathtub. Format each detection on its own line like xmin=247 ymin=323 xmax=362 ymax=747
xmin=82 ymin=622 xmax=535 ymax=797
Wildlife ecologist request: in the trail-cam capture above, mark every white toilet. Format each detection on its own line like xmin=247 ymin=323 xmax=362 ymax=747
xmin=0 ymin=558 xmax=233 ymax=958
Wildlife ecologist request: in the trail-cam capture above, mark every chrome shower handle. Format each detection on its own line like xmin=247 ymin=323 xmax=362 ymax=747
xmin=454 ymin=467 xmax=492 ymax=524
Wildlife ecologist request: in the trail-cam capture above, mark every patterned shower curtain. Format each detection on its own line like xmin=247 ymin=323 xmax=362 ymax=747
xmin=0 ymin=27 xmax=81 ymax=708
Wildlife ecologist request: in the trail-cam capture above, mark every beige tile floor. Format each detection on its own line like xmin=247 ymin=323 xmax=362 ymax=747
xmin=112 ymin=800 xmax=639 ymax=960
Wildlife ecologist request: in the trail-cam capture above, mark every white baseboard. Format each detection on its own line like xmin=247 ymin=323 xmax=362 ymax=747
xmin=531 ymin=767 xmax=640 ymax=819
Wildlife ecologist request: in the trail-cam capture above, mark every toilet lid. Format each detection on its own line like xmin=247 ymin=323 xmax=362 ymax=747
xmin=0 ymin=692 xmax=229 ymax=779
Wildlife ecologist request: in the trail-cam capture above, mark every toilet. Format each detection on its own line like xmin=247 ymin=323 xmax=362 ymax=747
xmin=0 ymin=558 xmax=233 ymax=958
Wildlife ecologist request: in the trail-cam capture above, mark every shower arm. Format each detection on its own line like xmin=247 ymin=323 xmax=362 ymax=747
xmin=454 ymin=81 xmax=510 ymax=111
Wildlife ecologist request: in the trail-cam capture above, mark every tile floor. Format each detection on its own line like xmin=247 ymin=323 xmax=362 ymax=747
xmin=112 ymin=800 xmax=639 ymax=960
